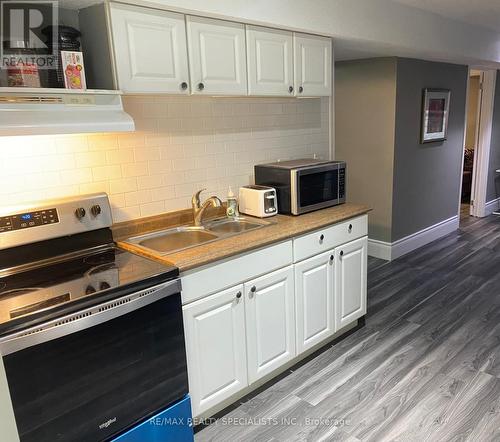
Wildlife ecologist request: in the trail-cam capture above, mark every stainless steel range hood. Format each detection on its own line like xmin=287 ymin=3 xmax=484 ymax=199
xmin=0 ymin=89 xmax=135 ymax=136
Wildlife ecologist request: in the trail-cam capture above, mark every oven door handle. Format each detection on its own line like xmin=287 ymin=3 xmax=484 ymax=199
xmin=0 ymin=279 xmax=181 ymax=356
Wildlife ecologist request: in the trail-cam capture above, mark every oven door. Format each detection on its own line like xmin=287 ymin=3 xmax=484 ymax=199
xmin=0 ymin=279 xmax=188 ymax=442
xmin=291 ymin=164 xmax=340 ymax=214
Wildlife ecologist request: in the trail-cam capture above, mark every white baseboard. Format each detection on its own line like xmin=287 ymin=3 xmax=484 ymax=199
xmin=485 ymin=198 xmax=500 ymax=216
xmin=368 ymin=215 xmax=459 ymax=261
xmin=368 ymin=238 xmax=392 ymax=260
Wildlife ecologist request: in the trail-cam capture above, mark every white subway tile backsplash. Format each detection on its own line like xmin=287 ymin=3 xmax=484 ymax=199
xmin=151 ymin=186 xmax=174 ymax=202
xmin=79 ymin=181 xmax=110 ymax=195
xmin=92 ymin=165 xmax=122 ymax=182
xmin=140 ymin=200 xmax=165 ymax=217
xmin=137 ymin=174 xmax=164 ymax=190
xmin=113 ymin=205 xmax=141 ymax=223
xmin=76 ymin=151 xmax=107 ymax=168
xmin=109 ymin=177 xmax=138 ymax=195
xmin=122 ymin=162 xmax=149 ymax=178
xmin=106 ymin=149 xmax=134 ymax=165
xmin=1 ymin=96 xmax=329 ymax=222
xmin=124 ymin=189 xmax=152 ymax=207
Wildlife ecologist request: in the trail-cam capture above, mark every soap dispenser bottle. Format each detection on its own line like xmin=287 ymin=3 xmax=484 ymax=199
xmin=226 ymin=187 xmax=239 ymax=218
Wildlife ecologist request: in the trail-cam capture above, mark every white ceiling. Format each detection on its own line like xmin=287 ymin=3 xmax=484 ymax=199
xmin=61 ymin=0 xmax=500 ymax=33
xmin=391 ymin=0 xmax=500 ymax=32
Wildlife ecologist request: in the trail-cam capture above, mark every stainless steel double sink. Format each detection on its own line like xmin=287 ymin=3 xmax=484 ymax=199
xmin=124 ymin=216 xmax=274 ymax=255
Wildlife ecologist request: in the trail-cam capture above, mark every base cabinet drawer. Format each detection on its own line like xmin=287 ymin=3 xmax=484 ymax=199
xmin=244 ymin=266 xmax=296 ymax=383
xmin=336 ymin=237 xmax=367 ymax=329
xmin=295 ymin=251 xmax=335 ymax=353
xmin=293 ymin=215 xmax=367 ymax=262
xmin=183 ymin=284 xmax=247 ymax=417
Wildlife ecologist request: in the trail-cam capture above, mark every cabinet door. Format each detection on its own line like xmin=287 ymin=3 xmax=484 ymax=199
xmin=295 ymin=250 xmax=335 ymax=354
xmin=187 ymin=16 xmax=247 ymax=95
xmin=183 ymin=284 xmax=247 ymax=417
xmin=293 ymin=33 xmax=332 ymax=96
xmin=244 ymin=266 xmax=295 ymax=383
xmin=335 ymin=237 xmax=367 ymax=329
xmin=246 ymin=26 xmax=294 ymax=96
xmin=109 ymin=3 xmax=189 ymax=93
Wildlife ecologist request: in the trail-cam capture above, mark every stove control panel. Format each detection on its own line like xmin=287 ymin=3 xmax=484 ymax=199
xmin=0 ymin=193 xmax=113 ymax=250
xmin=0 ymin=209 xmax=59 ymax=233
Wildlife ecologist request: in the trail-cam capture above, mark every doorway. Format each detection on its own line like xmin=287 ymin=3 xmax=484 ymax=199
xmin=459 ymin=69 xmax=497 ymax=222
xmin=460 ymin=71 xmax=481 ymax=222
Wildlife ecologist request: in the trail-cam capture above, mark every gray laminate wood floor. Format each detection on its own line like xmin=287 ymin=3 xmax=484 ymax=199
xmin=196 ymin=213 xmax=500 ymax=442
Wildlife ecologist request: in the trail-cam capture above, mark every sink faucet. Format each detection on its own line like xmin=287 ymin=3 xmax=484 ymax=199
xmin=192 ymin=189 xmax=222 ymax=227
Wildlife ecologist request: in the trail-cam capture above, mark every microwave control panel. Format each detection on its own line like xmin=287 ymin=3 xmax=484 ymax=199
xmin=0 ymin=209 xmax=59 ymax=233
xmin=339 ymin=168 xmax=346 ymax=199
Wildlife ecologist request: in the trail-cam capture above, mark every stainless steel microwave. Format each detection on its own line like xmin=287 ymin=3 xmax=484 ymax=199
xmin=255 ymin=159 xmax=346 ymax=215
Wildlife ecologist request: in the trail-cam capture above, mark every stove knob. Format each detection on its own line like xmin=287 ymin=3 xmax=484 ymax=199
xmin=90 ymin=204 xmax=102 ymax=217
xmin=75 ymin=207 xmax=86 ymax=220
xmin=100 ymin=281 xmax=111 ymax=291
xmin=85 ymin=285 xmax=96 ymax=295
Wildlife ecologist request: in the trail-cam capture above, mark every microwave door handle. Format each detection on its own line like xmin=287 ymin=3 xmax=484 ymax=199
xmin=0 ymin=279 xmax=181 ymax=356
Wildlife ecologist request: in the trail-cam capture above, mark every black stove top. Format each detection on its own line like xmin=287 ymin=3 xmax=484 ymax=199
xmin=0 ymin=245 xmax=178 ymax=336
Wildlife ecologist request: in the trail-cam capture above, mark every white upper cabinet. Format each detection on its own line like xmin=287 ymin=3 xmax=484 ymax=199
xmin=244 ymin=266 xmax=295 ymax=384
xmin=109 ymin=3 xmax=190 ymax=94
xmin=294 ymin=33 xmax=332 ymax=97
xmin=187 ymin=16 xmax=247 ymax=95
xmin=335 ymin=237 xmax=367 ymax=329
xmin=246 ymin=26 xmax=294 ymax=96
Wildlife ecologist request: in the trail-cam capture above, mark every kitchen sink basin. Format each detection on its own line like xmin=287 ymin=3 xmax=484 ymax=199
xmin=205 ymin=218 xmax=265 ymax=234
xmin=125 ymin=216 xmax=274 ymax=255
xmin=136 ymin=227 xmax=218 ymax=254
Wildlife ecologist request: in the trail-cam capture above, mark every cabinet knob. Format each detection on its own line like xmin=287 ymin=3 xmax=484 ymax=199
xmin=236 ymin=291 xmax=242 ymax=299
xmin=197 ymin=82 xmax=205 ymax=91
xmin=319 ymin=234 xmax=325 ymax=241
xmin=340 ymin=250 xmax=344 ymax=257
xmin=299 ymin=86 xmax=304 ymax=93
xmin=180 ymin=81 xmax=188 ymax=90
xmin=330 ymin=254 xmax=334 ymax=261
xmin=250 ymin=286 xmax=256 ymax=293
xmin=288 ymin=85 xmax=294 ymax=93
xmin=348 ymin=224 xmax=353 ymax=232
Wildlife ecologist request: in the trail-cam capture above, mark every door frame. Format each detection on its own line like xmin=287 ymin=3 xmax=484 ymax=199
xmin=467 ymin=69 xmax=497 ymax=217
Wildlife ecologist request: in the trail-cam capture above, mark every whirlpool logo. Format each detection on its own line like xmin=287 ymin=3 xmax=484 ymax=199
xmin=99 ymin=417 xmax=117 ymax=430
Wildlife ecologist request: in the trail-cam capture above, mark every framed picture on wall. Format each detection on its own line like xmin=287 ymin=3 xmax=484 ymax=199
xmin=421 ymin=88 xmax=451 ymax=143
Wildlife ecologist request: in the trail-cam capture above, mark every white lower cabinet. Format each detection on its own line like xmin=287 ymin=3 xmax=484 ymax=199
xmin=295 ymin=250 xmax=335 ymax=353
xmin=244 ymin=266 xmax=296 ymax=383
xmin=335 ymin=237 xmax=368 ymax=329
xmin=183 ymin=284 xmax=247 ymax=417
xmin=182 ymin=218 xmax=368 ymax=418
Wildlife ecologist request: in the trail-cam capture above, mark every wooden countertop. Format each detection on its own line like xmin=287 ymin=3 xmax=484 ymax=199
xmin=116 ymin=203 xmax=371 ymax=272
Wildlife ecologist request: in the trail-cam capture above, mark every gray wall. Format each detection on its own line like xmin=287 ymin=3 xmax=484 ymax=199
xmin=486 ymin=71 xmax=500 ymax=203
xmin=335 ymin=58 xmax=397 ymax=242
xmin=391 ymin=58 xmax=468 ymax=241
